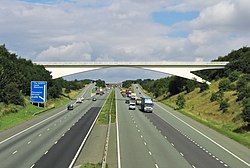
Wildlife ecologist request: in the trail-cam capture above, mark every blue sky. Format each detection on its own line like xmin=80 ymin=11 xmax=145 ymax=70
xmin=1 ymin=0 xmax=250 ymax=82
xmin=152 ymin=11 xmax=199 ymax=26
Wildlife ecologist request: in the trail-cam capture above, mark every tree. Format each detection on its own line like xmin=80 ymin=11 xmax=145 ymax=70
xmin=176 ymin=94 xmax=185 ymax=109
xmin=219 ymin=78 xmax=231 ymax=92
xmin=220 ymin=99 xmax=229 ymax=113
xmin=199 ymin=82 xmax=209 ymax=92
xmin=185 ymin=79 xmax=198 ymax=93
xmin=236 ymin=74 xmax=250 ymax=101
xmin=169 ymin=77 xmax=186 ymax=96
xmin=242 ymin=98 xmax=250 ymax=126
xmin=2 ymin=82 xmax=24 ymax=105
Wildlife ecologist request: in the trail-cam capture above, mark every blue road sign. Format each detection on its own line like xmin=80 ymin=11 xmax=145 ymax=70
xmin=30 ymin=81 xmax=47 ymax=103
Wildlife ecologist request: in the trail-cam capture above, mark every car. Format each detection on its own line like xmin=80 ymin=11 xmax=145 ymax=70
xmin=125 ymin=99 xmax=130 ymax=104
xmin=67 ymin=104 xmax=74 ymax=110
xmin=92 ymin=98 xmax=97 ymax=101
xmin=76 ymin=98 xmax=83 ymax=103
xmin=129 ymin=102 xmax=136 ymax=110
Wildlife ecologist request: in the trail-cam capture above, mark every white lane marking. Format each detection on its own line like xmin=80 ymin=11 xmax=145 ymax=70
xmin=171 ymin=143 xmax=174 ymax=146
xmin=141 ymin=135 xmax=143 ymax=138
xmin=138 ymin=129 xmax=140 ymax=132
xmin=12 ymin=150 xmax=17 ymax=155
xmin=68 ymin=89 xmax=111 ymax=168
xmin=149 ymin=151 xmax=152 ymax=155
xmin=157 ymin=103 xmax=250 ymax=167
xmin=28 ymin=141 xmax=31 ymax=144
xmin=30 ymin=164 xmax=35 ymax=168
xmin=115 ymin=90 xmax=121 ymax=168
xmin=155 ymin=163 xmax=159 ymax=168
xmin=192 ymin=165 xmax=196 ymax=168
xmin=47 ymin=128 xmax=50 ymax=131
xmin=0 ymin=108 xmax=67 ymax=145
xmin=180 ymin=152 xmax=184 ymax=156
xmin=38 ymin=134 xmax=42 ymax=137
xmin=144 ymin=142 xmax=147 ymax=145
xmin=54 ymin=141 xmax=58 ymax=144
xmin=44 ymin=151 xmax=48 ymax=155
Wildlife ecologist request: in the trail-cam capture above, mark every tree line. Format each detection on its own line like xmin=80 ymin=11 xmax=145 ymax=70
xmin=0 ymin=45 xmax=91 ymax=106
xmin=122 ymin=46 xmax=250 ymax=126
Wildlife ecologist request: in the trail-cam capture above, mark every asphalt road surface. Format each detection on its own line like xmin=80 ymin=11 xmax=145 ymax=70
xmin=116 ymin=85 xmax=250 ymax=168
xmin=0 ymin=84 xmax=108 ymax=168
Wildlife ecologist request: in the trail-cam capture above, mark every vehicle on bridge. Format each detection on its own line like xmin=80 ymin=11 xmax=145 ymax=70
xmin=141 ymin=97 xmax=153 ymax=113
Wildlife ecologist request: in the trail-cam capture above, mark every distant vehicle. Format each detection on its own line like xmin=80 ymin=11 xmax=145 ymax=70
xmin=125 ymin=99 xmax=130 ymax=104
xmin=92 ymin=98 xmax=97 ymax=101
xmin=121 ymin=89 xmax=126 ymax=97
xmin=131 ymin=93 xmax=136 ymax=100
xmin=67 ymin=104 xmax=74 ymax=110
xmin=136 ymin=97 xmax=141 ymax=105
xmin=129 ymin=102 xmax=136 ymax=110
xmin=76 ymin=98 xmax=83 ymax=103
xmin=141 ymin=97 xmax=153 ymax=113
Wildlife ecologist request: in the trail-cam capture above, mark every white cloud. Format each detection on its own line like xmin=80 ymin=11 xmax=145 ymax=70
xmin=36 ymin=42 xmax=92 ymax=61
xmin=0 ymin=0 xmax=250 ymax=81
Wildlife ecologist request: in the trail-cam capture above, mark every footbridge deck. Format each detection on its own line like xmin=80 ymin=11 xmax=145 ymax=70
xmin=36 ymin=61 xmax=229 ymax=84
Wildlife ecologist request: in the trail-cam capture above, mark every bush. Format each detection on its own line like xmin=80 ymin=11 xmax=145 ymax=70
xmin=176 ymin=94 xmax=185 ymax=109
xmin=199 ymin=82 xmax=209 ymax=92
xmin=220 ymin=99 xmax=230 ymax=113
xmin=219 ymin=78 xmax=231 ymax=92
xmin=242 ymin=98 xmax=250 ymax=126
xmin=210 ymin=91 xmax=223 ymax=102
xmin=229 ymin=71 xmax=241 ymax=82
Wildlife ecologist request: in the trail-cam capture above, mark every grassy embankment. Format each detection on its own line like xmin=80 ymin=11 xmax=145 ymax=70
xmin=0 ymin=89 xmax=82 ymax=132
xmin=157 ymin=80 xmax=250 ymax=148
xmin=97 ymin=89 xmax=116 ymax=125
xmin=139 ymin=81 xmax=250 ymax=148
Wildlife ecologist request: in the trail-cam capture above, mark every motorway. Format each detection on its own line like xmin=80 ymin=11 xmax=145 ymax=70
xmin=117 ymin=84 xmax=250 ymax=168
xmin=0 ymin=84 xmax=108 ymax=168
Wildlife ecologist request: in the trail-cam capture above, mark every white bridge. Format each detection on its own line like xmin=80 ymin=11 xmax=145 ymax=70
xmin=36 ymin=61 xmax=228 ymax=84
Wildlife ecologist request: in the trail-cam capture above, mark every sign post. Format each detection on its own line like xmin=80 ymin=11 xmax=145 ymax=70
xmin=30 ymin=81 xmax=47 ymax=108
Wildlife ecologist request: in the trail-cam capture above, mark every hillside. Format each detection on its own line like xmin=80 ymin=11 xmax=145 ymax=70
xmin=123 ymin=46 xmax=250 ymax=147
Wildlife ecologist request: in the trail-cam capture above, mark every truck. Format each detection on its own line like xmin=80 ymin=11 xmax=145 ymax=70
xmin=141 ymin=97 xmax=153 ymax=113
xmin=121 ymin=89 xmax=126 ymax=97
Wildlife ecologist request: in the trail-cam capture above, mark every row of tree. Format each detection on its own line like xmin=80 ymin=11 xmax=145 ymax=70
xmin=122 ymin=47 xmax=250 ymax=126
xmin=0 ymin=45 xmax=92 ymax=106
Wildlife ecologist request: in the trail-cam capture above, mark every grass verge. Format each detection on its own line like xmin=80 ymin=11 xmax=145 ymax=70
xmin=80 ymin=162 xmax=109 ymax=168
xmin=0 ymin=89 xmax=82 ymax=132
xmin=97 ymin=90 xmax=116 ymax=125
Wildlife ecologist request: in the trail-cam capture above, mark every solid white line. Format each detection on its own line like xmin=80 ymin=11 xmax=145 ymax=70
xmin=12 ymin=150 xmax=17 ymax=155
xmin=0 ymin=108 xmax=67 ymax=145
xmin=180 ymin=152 xmax=184 ymax=156
xmin=155 ymin=163 xmax=159 ymax=168
xmin=116 ymin=89 xmax=121 ymax=168
xmin=156 ymin=103 xmax=250 ymax=167
xmin=44 ymin=151 xmax=48 ymax=155
xmin=149 ymin=151 xmax=152 ymax=155
xmin=30 ymin=164 xmax=35 ymax=168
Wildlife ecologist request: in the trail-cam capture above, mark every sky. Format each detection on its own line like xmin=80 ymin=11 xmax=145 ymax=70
xmin=0 ymin=0 xmax=250 ymax=82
